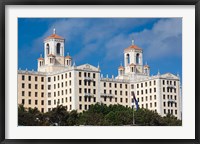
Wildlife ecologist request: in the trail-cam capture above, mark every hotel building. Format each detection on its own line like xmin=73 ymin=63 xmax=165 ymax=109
xmin=18 ymin=29 xmax=182 ymax=119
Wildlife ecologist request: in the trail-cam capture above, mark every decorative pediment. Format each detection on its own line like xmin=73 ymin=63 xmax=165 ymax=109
xmin=77 ymin=64 xmax=99 ymax=71
xmin=161 ymin=73 xmax=179 ymax=79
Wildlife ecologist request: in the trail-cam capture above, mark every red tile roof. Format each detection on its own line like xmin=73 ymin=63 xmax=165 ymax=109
xmin=118 ymin=65 xmax=124 ymax=70
xmin=65 ymin=55 xmax=72 ymax=59
xmin=124 ymin=45 xmax=142 ymax=51
xmin=144 ymin=65 xmax=150 ymax=68
xmin=37 ymin=57 xmax=44 ymax=60
xmin=45 ymin=34 xmax=64 ymax=40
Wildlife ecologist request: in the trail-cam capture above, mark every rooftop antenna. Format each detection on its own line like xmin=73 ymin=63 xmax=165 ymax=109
xmin=131 ymin=34 xmax=134 ymax=45
xmin=97 ymin=62 xmax=100 ymax=69
xmin=120 ymin=61 xmax=122 ymax=66
xmin=53 ymin=26 xmax=56 ymax=34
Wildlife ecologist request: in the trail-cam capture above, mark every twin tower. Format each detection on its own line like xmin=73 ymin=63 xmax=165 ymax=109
xmin=37 ymin=28 xmax=72 ymax=72
xmin=37 ymin=29 xmax=150 ymax=78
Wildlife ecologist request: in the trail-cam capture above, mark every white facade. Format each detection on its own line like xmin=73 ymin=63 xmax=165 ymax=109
xmin=18 ymin=30 xmax=182 ymax=119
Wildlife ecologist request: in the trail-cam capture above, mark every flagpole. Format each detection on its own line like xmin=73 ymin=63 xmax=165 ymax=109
xmin=133 ymin=104 xmax=135 ymax=125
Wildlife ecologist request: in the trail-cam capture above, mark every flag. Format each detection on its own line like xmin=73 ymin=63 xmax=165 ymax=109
xmin=132 ymin=91 xmax=139 ymax=110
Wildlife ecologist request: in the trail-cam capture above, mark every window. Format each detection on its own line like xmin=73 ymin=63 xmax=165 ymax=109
xmin=154 ymin=88 xmax=156 ymax=92
xmin=56 ymin=43 xmax=61 ymax=55
xmin=79 ymin=88 xmax=82 ymax=93
xmin=163 ymin=95 xmax=165 ymax=99
xmin=70 ymin=88 xmax=72 ymax=94
xmin=35 ymin=100 xmax=38 ymax=105
xmin=120 ymin=84 xmax=122 ymax=88
xmin=150 ymin=96 xmax=152 ymax=100
xmin=141 ymin=83 xmax=143 ymax=88
xmin=163 ymin=87 xmax=165 ymax=92
xmin=79 ymin=104 xmax=82 ymax=110
xmin=154 ymin=95 xmax=156 ymax=100
xmin=22 ymin=75 xmax=25 ymax=80
xmin=93 ymin=73 xmax=95 ymax=78
xmin=65 ymin=82 xmax=67 ymax=87
xmin=164 ymin=109 xmax=166 ymax=114
xmin=28 ymin=92 xmax=31 ymax=97
xmin=120 ymin=98 xmax=123 ymax=102
xmin=125 ymin=91 xmax=128 ymax=96
xmin=28 ymin=99 xmax=31 ymax=105
xmin=109 ymin=90 xmax=112 ymax=94
xmin=85 ymin=105 xmax=87 ymax=110
xmin=120 ymin=91 xmax=122 ymax=95
xmin=54 ymin=76 xmax=56 ymax=81
xmin=137 ymin=91 xmax=139 ymax=95
xmin=22 ymin=99 xmax=25 ymax=104
xmin=109 ymin=83 xmax=112 ymax=87
xmin=154 ymin=102 xmax=157 ymax=107
xmin=149 ymin=81 xmax=151 ymax=86
xmin=115 ymin=90 xmax=117 ymax=95
xmin=94 ymin=97 xmax=96 ymax=102
xmin=48 ymin=100 xmax=51 ymax=105
xmin=131 ymin=84 xmax=134 ymax=89
xmin=48 ymin=77 xmax=51 ymax=82
xmin=93 ymin=89 xmax=96 ymax=94
xmin=22 ymin=91 xmax=25 ymax=96
xmin=28 ymin=84 xmax=31 ymax=89
xmin=84 ymin=80 xmax=87 ymax=86
xmin=126 ymin=98 xmax=128 ymax=103
xmin=79 ymin=96 xmax=82 ymax=102
xmin=79 ymin=72 xmax=81 ymax=77
xmin=149 ymin=88 xmax=152 ymax=93
xmin=58 ymin=75 xmax=60 ymax=80
xmin=174 ymin=81 xmax=176 ymax=86
xmin=115 ymin=83 xmax=117 ymax=88
xmin=28 ymin=76 xmax=31 ymax=81
xmin=104 ymin=90 xmax=106 ymax=94
xmin=136 ymin=53 xmax=139 ymax=64
xmin=79 ymin=80 xmax=82 ymax=85
xmin=41 ymin=85 xmax=44 ymax=90
xmin=163 ymin=102 xmax=166 ymax=107
xmin=69 ymin=81 xmax=71 ymax=86
xmin=93 ymin=81 xmax=96 ymax=86
xmin=146 ymin=96 xmax=148 ymax=101
xmin=41 ymin=100 xmax=44 ymax=106
xmin=69 ymin=72 xmax=71 ymax=77
xmin=41 ymin=77 xmax=44 ymax=82
xmin=35 ymin=92 xmax=38 ymax=97
xmin=41 ymin=92 xmax=44 ymax=97
xmin=163 ymin=80 xmax=165 ymax=85
xmin=70 ymin=97 xmax=72 ymax=102
xmin=145 ymin=82 xmax=147 ymax=87
xmin=66 ymin=98 xmax=68 ymax=102
xmin=22 ymin=83 xmax=25 ymax=88
xmin=125 ymin=84 xmax=128 ymax=89
xmin=35 ymin=84 xmax=38 ymax=89
xmin=48 ymin=93 xmax=51 ymax=97
xmin=150 ymin=103 xmax=152 ymax=108
xmin=104 ymin=97 xmax=106 ymax=102
xmin=104 ymin=82 xmax=106 ymax=87
xmin=154 ymin=80 xmax=156 ymax=85
xmin=175 ymin=95 xmax=177 ymax=100
xmin=175 ymin=110 xmax=177 ymax=114
xmin=48 ymin=85 xmax=51 ymax=90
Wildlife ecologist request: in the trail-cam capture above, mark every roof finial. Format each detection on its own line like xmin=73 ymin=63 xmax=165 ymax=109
xmin=97 ymin=62 xmax=100 ymax=69
xmin=53 ymin=27 xmax=56 ymax=34
xmin=157 ymin=69 xmax=160 ymax=75
xmin=120 ymin=61 xmax=122 ymax=66
xmin=131 ymin=34 xmax=134 ymax=45
xmin=40 ymin=54 xmax=42 ymax=58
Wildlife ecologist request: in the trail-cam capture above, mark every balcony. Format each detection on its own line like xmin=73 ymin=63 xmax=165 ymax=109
xmin=168 ymin=99 xmax=176 ymax=103
xmin=167 ymin=85 xmax=176 ymax=89
xmin=100 ymin=93 xmax=114 ymax=98
xmin=84 ymin=77 xmax=94 ymax=81
xmin=84 ymin=93 xmax=94 ymax=97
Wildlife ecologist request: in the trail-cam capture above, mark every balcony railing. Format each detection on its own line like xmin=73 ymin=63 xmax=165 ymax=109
xmin=84 ymin=93 xmax=94 ymax=97
xmin=84 ymin=77 xmax=94 ymax=81
xmin=167 ymin=85 xmax=176 ymax=89
xmin=100 ymin=93 xmax=114 ymax=98
xmin=168 ymin=99 xmax=176 ymax=103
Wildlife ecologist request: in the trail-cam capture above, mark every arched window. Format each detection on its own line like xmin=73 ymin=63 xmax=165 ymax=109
xmin=136 ymin=53 xmax=139 ymax=64
xmin=131 ymin=67 xmax=134 ymax=72
xmin=126 ymin=54 xmax=130 ymax=64
xmin=56 ymin=43 xmax=61 ymax=55
xmin=46 ymin=44 xmax=49 ymax=55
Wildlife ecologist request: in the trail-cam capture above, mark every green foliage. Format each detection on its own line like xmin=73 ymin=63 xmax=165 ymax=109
xmin=18 ymin=103 xmax=182 ymax=126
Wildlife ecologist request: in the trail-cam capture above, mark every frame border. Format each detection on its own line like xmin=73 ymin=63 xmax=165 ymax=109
xmin=1 ymin=0 xmax=199 ymax=144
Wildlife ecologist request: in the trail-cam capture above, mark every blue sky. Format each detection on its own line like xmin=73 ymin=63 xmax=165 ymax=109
xmin=18 ymin=18 xmax=182 ymax=78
